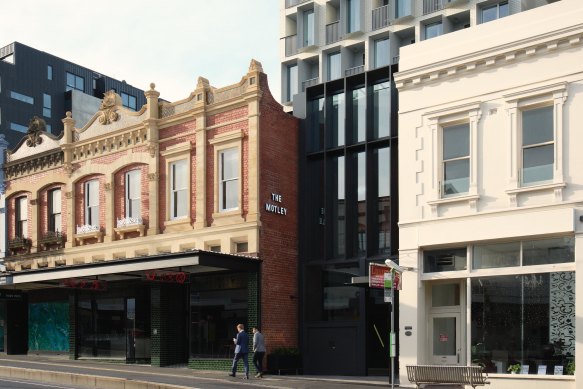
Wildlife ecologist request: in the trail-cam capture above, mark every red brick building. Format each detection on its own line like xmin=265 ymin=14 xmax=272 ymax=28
xmin=0 ymin=60 xmax=299 ymax=369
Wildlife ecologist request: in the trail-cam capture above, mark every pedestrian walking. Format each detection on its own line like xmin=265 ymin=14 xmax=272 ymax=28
xmin=252 ymin=327 xmax=266 ymax=378
xmin=228 ymin=323 xmax=249 ymax=379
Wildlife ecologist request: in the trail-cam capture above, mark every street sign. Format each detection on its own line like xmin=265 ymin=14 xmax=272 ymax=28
xmin=369 ymin=263 xmax=391 ymax=289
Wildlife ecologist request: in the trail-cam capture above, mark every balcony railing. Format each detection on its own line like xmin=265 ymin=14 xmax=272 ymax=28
xmin=423 ymin=0 xmax=445 ymax=14
xmin=76 ymin=224 xmax=100 ymax=234
xmin=302 ymin=77 xmax=319 ymax=91
xmin=117 ymin=216 xmax=143 ymax=228
xmin=285 ymin=35 xmax=298 ymax=57
xmin=40 ymin=231 xmax=65 ymax=248
xmin=8 ymin=236 xmax=31 ymax=251
xmin=285 ymin=0 xmax=311 ymax=8
xmin=345 ymin=65 xmax=365 ymax=77
xmin=326 ymin=21 xmax=341 ymax=45
xmin=372 ymin=5 xmax=390 ymax=30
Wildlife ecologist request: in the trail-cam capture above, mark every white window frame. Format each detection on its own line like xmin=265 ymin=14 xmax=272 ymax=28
xmin=85 ymin=179 xmax=99 ymax=227
xmin=218 ymin=147 xmax=239 ymax=212
xmin=16 ymin=196 xmax=28 ymax=238
xmin=49 ymin=188 xmax=62 ymax=233
xmin=125 ymin=169 xmax=141 ymax=219
xmin=161 ymin=143 xmax=192 ymax=229
xmin=209 ymin=130 xmax=244 ymax=226
xmin=170 ymin=160 xmax=188 ymax=220
xmin=520 ymin=105 xmax=554 ymax=187
xmin=426 ymin=102 xmax=482 ymax=217
xmin=504 ymin=82 xmax=567 ymax=205
xmin=442 ymin=123 xmax=470 ymax=198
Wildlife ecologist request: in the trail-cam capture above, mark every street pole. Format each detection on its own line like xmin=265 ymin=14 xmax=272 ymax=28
xmin=390 ymin=282 xmax=395 ymax=389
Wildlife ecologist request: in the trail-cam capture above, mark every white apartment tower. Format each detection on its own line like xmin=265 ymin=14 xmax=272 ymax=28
xmin=281 ymin=0 xmax=560 ymax=109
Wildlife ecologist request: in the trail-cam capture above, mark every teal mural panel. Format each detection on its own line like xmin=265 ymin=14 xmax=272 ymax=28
xmin=29 ymin=301 xmax=69 ymax=352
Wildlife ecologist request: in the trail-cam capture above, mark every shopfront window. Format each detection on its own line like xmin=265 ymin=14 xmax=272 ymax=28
xmin=473 ymin=237 xmax=574 ymax=269
xmin=189 ymin=273 xmax=248 ymax=358
xmin=424 ymin=247 xmax=467 ymax=273
xmin=78 ymin=296 xmax=126 ymax=359
xmin=471 ymin=272 xmax=575 ymax=375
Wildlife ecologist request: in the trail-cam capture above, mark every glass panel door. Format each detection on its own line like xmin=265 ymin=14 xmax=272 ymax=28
xmin=431 ymin=313 xmax=460 ymax=364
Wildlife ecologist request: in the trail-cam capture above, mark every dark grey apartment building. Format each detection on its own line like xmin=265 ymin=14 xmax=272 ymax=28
xmin=0 ymin=42 xmax=146 ymax=147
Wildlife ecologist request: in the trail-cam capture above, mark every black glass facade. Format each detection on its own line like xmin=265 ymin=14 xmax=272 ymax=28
xmin=299 ymin=65 xmax=399 ymax=376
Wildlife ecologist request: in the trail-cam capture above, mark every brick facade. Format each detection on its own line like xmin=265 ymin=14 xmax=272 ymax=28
xmin=3 ymin=61 xmax=300 ymax=368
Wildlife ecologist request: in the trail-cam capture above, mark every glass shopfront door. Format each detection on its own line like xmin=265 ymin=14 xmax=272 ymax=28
xmin=431 ymin=313 xmax=460 ymax=364
xmin=429 ymin=282 xmax=463 ymax=365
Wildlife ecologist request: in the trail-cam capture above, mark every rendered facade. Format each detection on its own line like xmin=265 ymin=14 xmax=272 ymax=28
xmin=396 ymin=0 xmax=580 ymax=387
xmin=0 ymin=42 xmax=146 ymax=147
xmin=0 ymin=61 xmax=299 ymax=368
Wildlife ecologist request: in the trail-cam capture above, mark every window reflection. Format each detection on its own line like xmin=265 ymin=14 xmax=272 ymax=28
xmin=471 ymin=272 xmax=575 ymax=375
xmin=306 ymin=265 xmax=360 ymax=321
xmin=372 ymin=82 xmax=390 ymax=139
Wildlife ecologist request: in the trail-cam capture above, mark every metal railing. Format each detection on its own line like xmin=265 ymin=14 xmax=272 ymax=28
xmin=423 ymin=0 xmax=445 ymax=14
xmin=285 ymin=0 xmax=311 ymax=8
xmin=326 ymin=21 xmax=341 ymax=45
xmin=372 ymin=5 xmax=391 ymax=30
xmin=302 ymin=77 xmax=319 ymax=91
xmin=117 ymin=216 xmax=143 ymax=228
xmin=285 ymin=35 xmax=298 ymax=56
xmin=76 ymin=224 xmax=100 ymax=234
xmin=345 ymin=65 xmax=365 ymax=77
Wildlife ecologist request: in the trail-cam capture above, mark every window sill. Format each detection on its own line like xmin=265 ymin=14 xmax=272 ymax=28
xmin=212 ymin=209 xmax=244 ymax=227
xmin=74 ymin=230 xmax=103 ymax=245
xmin=427 ymin=194 xmax=480 ymax=217
xmin=164 ymin=217 xmax=192 ymax=233
xmin=428 ymin=193 xmax=480 ymax=206
xmin=506 ymin=182 xmax=566 ymax=206
xmin=114 ymin=224 xmax=145 ymax=239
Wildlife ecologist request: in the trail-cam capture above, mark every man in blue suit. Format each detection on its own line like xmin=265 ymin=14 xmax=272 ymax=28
xmin=228 ymin=323 xmax=249 ymax=379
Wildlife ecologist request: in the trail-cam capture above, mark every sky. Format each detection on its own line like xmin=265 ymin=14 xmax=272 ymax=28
xmin=0 ymin=0 xmax=281 ymax=103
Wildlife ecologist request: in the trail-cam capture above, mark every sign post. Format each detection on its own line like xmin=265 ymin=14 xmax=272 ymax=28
xmin=369 ymin=263 xmax=401 ymax=389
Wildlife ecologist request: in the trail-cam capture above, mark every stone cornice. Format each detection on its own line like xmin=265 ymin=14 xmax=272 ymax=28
xmin=395 ymin=25 xmax=583 ymax=90
xmin=4 ymin=150 xmax=64 ymax=180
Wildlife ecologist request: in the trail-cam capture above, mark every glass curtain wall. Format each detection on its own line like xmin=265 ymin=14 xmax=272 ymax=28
xmin=301 ymin=68 xmax=395 ymax=376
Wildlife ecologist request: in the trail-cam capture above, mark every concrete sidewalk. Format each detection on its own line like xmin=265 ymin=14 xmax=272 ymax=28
xmin=0 ymin=354 xmax=402 ymax=389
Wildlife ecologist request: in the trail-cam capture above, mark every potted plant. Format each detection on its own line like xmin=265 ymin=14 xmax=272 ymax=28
xmin=267 ymin=347 xmax=301 ymax=374
xmin=507 ymin=363 xmax=521 ymax=374
xmin=566 ymin=361 xmax=575 ymax=375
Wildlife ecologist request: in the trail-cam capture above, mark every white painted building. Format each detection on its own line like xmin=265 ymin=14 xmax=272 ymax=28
xmin=396 ymin=0 xmax=582 ymax=387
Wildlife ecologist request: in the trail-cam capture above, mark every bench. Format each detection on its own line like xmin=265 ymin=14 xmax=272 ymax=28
xmin=406 ymin=365 xmax=490 ymax=389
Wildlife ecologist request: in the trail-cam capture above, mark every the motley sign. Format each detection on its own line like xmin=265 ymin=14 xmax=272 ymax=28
xmin=145 ymin=270 xmax=188 ymax=284
xmin=61 ymin=278 xmax=107 ymax=291
xmin=265 ymin=193 xmax=287 ymax=215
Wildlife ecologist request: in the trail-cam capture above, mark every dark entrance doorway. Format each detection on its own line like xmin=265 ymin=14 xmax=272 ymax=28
xmin=366 ymin=288 xmax=391 ymax=375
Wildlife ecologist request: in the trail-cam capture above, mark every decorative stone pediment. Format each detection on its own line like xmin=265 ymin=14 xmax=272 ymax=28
xmin=98 ymin=90 xmax=122 ymax=125
xmin=26 ymin=116 xmax=45 ymax=147
xmin=7 ymin=116 xmax=63 ymax=164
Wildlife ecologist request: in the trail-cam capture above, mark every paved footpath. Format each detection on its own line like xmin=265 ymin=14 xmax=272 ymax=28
xmin=0 ymin=355 xmax=422 ymax=389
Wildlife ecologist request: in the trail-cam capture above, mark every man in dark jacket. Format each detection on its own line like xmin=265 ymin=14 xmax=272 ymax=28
xmin=229 ymin=323 xmax=249 ymax=379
